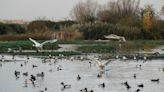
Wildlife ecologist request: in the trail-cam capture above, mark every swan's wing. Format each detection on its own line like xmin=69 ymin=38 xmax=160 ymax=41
xmin=88 ymin=57 xmax=101 ymax=65
xmin=29 ymin=38 xmax=40 ymax=45
xmin=122 ymin=37 xmax=126 ymax=42
xmin=102 ymin=59 xmax=115 ymax=65
xmin=51 ymin=39 xmax=58 ymax=43
xmin=41 ymin=39 xmax=58 ymax=45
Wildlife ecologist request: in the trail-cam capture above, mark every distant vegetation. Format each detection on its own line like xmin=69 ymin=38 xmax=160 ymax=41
xmin=0 ymin=23 xmax=26 ymax=35
xmin=0 ymin=0 xmax=164 ymax=41
xmin=78 ymin=44 xmax=116 ymax=53
xmin=7 ymin=51 xmax=81 ymax=56
xmin=0 ymin=40 xmax=59 ymax=51
xmin=1 ymin=40 xmax=164 ymax=54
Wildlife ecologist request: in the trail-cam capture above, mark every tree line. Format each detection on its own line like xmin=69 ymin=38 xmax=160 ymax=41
xmin=70 ymin=0 xmax=164 ymax=40
xmin=0 ymin=0 xmax=164 ymax=40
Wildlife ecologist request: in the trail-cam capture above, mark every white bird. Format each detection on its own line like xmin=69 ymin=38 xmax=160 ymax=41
xmin=88 ymin=57 xmax=113 ymax=70
xmin=116 ymin=55 xmax=119 ymax=59
xmin=122 ymin=56 xmax=127 ymax=61
xmin=104 ymin=34 xmax=126 ymax=42
xmin=143 ymin=56 xmax=147 ymax=62
xmin=0 ymin=55 xmax=5 ymax=62
xmin=29 ymin=38 xmax=57 ymax=52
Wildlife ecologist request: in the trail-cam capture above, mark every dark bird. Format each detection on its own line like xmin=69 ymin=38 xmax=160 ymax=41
xmin=135 ymin=89 xmax=140 ymax=92
xmin=89 ymin=90 xmax=94 ymax=92
xmin=14 ymin=70 xmax=20 ymax=77
xmin=23 ymin=72 xmax=28 ymax=76
xmin=80 ymin=88 xmax=87 ymax=92
xmin=61 ymin=82 xmax=71 ymax=89
xmin=89 ymin=61 xmax=92 ymax=67
xmin=97 ymin=73 xmax=102 ymax=78
xmin=40 ymin=87 xmax=47 ymax=92
xmin=98 ymin=82 xmax=105 ymax=88
xmin=32 ymin=65 xmax=38 ymax=68
xmin=45 ymin=88 xmax=47 ymax=91
xmin=151 ymin=78 xmax=159 ymax=82
xmin=37 ymin=72 xmax=44 ymax=77
xmin=57 ymin=66 xmax=62 ymax=71
xmin=122 ymin=81 xmax=131 ymax=90
xmin=77 ymin=74 xmax=81 ymax=80
xmin=133 ymin=73 xmax=136 ymax=79
xmin=30 ymin=75 xmax=36 ymax=82
xmin=138 ymin=83 xmax=144 ymax=88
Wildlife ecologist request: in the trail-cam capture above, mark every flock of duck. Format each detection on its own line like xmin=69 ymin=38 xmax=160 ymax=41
xmin=0 ymin=53 xmax=164 ymax=92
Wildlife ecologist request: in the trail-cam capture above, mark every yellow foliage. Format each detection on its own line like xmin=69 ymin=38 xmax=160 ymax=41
xmin=143 ymin=5 xmax=154 ymax=31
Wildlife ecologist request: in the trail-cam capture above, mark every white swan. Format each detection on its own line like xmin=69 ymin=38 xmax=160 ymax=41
xmin=29 ymin=38 xmax=57 ymax=51
xmin=104 ymin=34 xmax=126 ymax=42
xmin=88 ymin=57 xmax=113 ymax=70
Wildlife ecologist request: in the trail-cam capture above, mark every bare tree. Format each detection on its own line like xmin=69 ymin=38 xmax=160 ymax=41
xmin=117 ymin=0 xmax=140 ymax=15
xmin=97 ymin=0 xmax=140 ymax=23
xmin=161 ymin=6 xmax=164 ymax=15
xmin=71 ymin=0 xmax=98 ymax=23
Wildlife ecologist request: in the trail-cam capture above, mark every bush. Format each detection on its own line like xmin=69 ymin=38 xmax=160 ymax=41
xmin=78 ymin=22 xmax=141 ymax=40
xmin=0 ymin=23 xmax=26 ymax=35
xmin=27 ymin=20 xmax=77 ymax=32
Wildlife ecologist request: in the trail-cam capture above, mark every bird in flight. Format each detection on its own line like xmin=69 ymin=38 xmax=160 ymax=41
xmin=88 ymin=56 xmax=113 ymax=70
xmin=104 ymin=34 xmax=126 ymax=42
xmin=29 ymin=38 xmax=57 ymax=52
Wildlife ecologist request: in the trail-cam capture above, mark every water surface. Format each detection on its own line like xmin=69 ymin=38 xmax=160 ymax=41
xmin=0 ymin=55 xmax=164 ymax=92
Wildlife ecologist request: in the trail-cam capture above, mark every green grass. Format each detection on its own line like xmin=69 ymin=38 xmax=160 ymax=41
xmin=128 ymin=40 xmax=164 ymax=45
xmin=77 ymin=40 xmax=164 ymax=53
xmin=78 ymin=44 xmax=117 ymax=53
xmin=6 ymin=51 xmax=81 ymax=56
xmin=0 ymin=41 xmax=32 ymax=49
xmin=0 ymin=40 xmax=164 ymax=54
xmin=57 ymin=40 xmax=110 ymax=44
xmin=0 ymin=40 xmax=59 ymax=50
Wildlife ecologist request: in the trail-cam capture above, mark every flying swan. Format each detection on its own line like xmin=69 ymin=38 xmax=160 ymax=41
xmin=88 ymin=56 xmax=113 ymax=70
xmin=29 ymin=38 xmax=57 ymax=52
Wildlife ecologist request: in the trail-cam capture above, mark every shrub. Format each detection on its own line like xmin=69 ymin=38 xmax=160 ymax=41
xmin=78 ymin=22 xmax=141 ymax=40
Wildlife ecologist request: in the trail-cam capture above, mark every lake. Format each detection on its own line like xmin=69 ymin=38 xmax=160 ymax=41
xmin=0 ymin=54 xmax=164 ymax=92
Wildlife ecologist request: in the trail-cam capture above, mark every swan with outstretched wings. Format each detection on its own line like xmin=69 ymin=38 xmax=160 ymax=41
xmin=29 ymin=38 xmax=57 ymax=52
xmin=104 ymin=34 xmax=126 ymax=42
xmin=88 ymin=57 xmax=113 ymax=70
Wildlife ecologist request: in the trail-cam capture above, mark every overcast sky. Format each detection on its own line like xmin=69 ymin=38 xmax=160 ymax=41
xmin=0 ymin=0 xmax=163 ymax=21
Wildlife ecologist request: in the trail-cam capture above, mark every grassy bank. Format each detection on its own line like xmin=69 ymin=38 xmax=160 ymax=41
xmin=0 ymin=40 xmax=164 ymax=54
xmin=77 ymin=44 xmax=117 ymax=53
xmin=0 ymin=40 xmax=59 ymax=51
xmin=5 ymin=51 xmax=81 ymax=56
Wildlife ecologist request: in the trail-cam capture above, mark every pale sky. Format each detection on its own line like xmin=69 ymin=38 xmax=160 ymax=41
xmin=0 ymin=0 xmax=163 ymax=21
